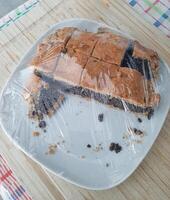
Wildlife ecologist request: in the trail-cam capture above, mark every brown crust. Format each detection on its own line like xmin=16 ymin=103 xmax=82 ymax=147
xmin=24 ymin=73 xmax=44 ymax=95
xmin=133 ymin=40 xmax=159 ymax=75
xmin=29 ymin=27 xmax=160 ymax=109
xmin=66 ymin=30 xmax=98 ymax=56
xmin=81 ymin=57 xmax=159 ymax=107
xmin=92 ymin=33 xmax=129 ymax=65
xmin=54 ymin=52 xmax=88 ymax=86
xmin=31 ymin=27 xmax=77 ymax=74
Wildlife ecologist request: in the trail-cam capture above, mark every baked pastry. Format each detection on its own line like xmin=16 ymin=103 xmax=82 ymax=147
xmin=30 ymin=27 xmax=160 ymax=117
xmin=25 ymin=73 xmax=65 ymax=119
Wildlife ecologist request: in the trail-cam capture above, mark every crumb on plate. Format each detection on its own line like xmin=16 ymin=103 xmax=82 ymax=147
xmin=106 ymin=163 xmax=109 ymax=167
xmin=32 ymin=131 xmax=40 ymax=137
xmin=109 ymin=142 xmax=122 ymax=153
xmin=81 ymin=155 xmax=85 ymax=159
xmin=87 ymin=144 xmax=91 ymax=148
xmin=46 ymin=144 xmax=57 ymax=155
xmin=137 ymin=118 xmax=142 ymax=123
xmin=98 ymin=113 xmax=104 ymax=122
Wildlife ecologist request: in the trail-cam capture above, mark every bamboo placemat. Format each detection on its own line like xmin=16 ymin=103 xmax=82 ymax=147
xmin=0 ymin=0 xmax=169 ymax=199
xmin=127 ymin=0 xmax=170 ymax=37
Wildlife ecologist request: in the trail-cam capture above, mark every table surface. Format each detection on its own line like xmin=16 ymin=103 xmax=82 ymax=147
xmin=0 ymin=0 xmax=169 ymax=199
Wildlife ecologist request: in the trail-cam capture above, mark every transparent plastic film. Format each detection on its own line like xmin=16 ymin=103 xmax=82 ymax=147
xmin=0 ymin=19 xmax=169 ymax=190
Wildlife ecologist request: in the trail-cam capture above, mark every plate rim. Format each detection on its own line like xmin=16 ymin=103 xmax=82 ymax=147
xmin=0 ymin=18 xmax=169 ymax=190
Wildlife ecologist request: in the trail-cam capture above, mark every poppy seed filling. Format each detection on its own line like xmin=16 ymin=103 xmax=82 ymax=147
xmin=34 ymin=70 xmax=154 ymax=116
xmin=28 ymin=27 xmax=160 ymax=118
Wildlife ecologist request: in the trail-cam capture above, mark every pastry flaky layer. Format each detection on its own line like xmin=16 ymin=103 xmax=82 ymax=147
xmin=30 ymin=27 xmax=160 ymax=112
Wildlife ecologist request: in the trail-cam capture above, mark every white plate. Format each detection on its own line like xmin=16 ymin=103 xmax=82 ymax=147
xmin=0 ymin=19 xmax=169 ymax=190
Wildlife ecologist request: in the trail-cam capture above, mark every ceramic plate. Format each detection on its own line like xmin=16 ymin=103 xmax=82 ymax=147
xmin=0 ymin=19 xmax=169 ymax=190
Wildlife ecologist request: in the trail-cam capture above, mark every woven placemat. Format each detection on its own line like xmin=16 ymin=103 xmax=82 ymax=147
xmin=0 ymin=0 xmax=39 ymax=30
xmin=0 ymin=155 xmax=32 ymax=200
xmin=128 ymin=0 xmax=170 ymax=37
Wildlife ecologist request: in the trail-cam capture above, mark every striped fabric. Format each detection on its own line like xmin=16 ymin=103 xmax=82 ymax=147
xmin=128 ymin=0 xmax=170 ymax=37
xmin=0 ymin=155 xmax=32 ymax=200
xmin=0 ymin=0 xmax=39 ymax=30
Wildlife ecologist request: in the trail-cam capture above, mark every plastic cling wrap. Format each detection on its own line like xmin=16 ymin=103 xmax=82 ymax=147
xmin=0 ymin=19 xmax=169 ymax=190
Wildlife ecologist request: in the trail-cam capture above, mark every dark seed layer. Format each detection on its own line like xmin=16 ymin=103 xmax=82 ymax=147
xmin=34 ymin=70 xmax=154 ymax=115
xmin=121 ymin=41 xmax=152 ymax=80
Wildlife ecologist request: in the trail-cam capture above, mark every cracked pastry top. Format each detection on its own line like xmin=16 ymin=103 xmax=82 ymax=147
xmin=29 ymin=27 xmax=160 ymax=116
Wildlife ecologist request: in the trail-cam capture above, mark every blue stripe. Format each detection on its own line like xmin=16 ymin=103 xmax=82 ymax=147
xmin=154 ymin=20 xmax=161 ymax=27
xmin=157 ymin=8 xmax=170 ymax=24
xmin=11 ymin=185 xmax=25 ymax=200
xmin=129 ymin=0 xmax=137 ymax=7
xmin=11 ymin=194 xmax=18 ymax=200
xmin=19 ymin=185 xmax=26 ymax=193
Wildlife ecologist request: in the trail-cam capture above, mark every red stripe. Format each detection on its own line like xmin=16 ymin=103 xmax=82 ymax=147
xmin=4 ymin=174 xmax=27 ymax=200
xmin=0 ymin=166 xmax=8 ymax=177
xmin=13 ymin=181 xmax=31 ymax=200
xmin=3 ymin=180 xmax=18 ymax=200
xmin=2 ymin=162 xmax=11 ymax=172
xmin=0 ymin=162 xmax=10 ymax=174
xmin=0 ymin=170 xmax=31 ymax=200
xmin=0 ymin=170 xmax=12 ymax=183
xmin=1 ymin=171 xmax=12 ymax=186
xmin=3 ymin=170 xmax=31 ymax=200
xmin=10 ymin=173 xmax=17 ymax=182
xmin=0 ymin=156 xmax=32 ymax=200
xmin=145 ymin=0 xmax=160 ymax=13
xmin=1 ymin=163 xmax=18 ymax=182
xmin=0 ymin=167 xmax=5 ymax=177
xmin=137 ymin=2 xmax=170 ymax=31
xmin=0 ymin=155 xmax=7 ymax=165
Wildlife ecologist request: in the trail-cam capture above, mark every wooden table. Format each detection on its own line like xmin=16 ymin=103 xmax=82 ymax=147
xmin=0 ymin=0 xmax=169 ymax=199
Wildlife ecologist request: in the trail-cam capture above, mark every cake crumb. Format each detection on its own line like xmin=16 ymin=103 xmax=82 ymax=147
xmin=32 ymin=131 xmax=40 ymax=137
xmin=147 ymin=110 xmax=154 ymax=120
xmin=81 ymin=155 xmax=85 ymax=159
xmin=122 ymin=135 xmax=128 ymax=139
xmin=127 ymin=127 xmax=145 ymax=137
xmin=135 ymin=139 xmax=142 ymax=144
xmin=137 ymin=118 xmax=142 ymax=123
xmin=106 ymin=163 xmax=109 ymax=167
xmin=39 ymin=121 xmax=46 ymax=128
xmin=61 ymin=47 xmax=67 ymax=54
xmin=46 ymin=144 xmax=57 ymax=155
xmin=95 ymin=146 xmax=100 ymax=152
xmin=98 ymin=113 xmax=104 ymax=122
xmin=133 ymin=128 xmax=144 ymax=136
xmin=109 ymin=142 xmax=122 ymax=153
xmin=93 ymin=144 xmax=103 ymax=152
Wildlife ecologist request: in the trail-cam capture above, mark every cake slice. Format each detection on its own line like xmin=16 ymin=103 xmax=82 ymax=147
xmin=80 ymin=57 xmax=159 ymax=113
xmin=120 ymin=40 xmax=159 ymax=80
xmin=30 ymin=27 xmax=160 ymax=117
xmin=92 ymin=32 xmax=129 ymax=65
xmin=24 ymin=73 xmax=65 ymax=119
